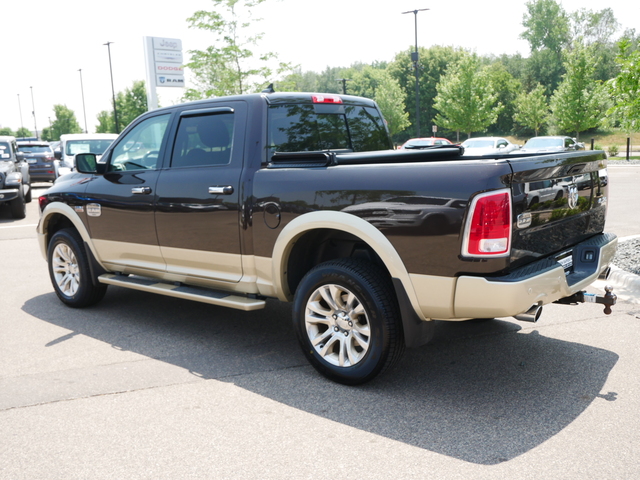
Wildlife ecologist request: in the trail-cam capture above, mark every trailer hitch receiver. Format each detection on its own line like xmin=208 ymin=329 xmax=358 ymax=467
xmin=554 ymin=285 xmax=617 ymax=315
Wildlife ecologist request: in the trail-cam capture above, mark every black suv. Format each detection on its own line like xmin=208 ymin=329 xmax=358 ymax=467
xmin=16 ymin=141 xmax=58 ymax=182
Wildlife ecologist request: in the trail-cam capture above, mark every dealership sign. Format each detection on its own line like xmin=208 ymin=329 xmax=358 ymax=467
xmin=144 ymin=36 xmax=185 ymax=109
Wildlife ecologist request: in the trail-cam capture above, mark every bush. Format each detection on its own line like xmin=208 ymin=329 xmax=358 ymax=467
xmin=607 ymin=144 xmax=619 ymax=157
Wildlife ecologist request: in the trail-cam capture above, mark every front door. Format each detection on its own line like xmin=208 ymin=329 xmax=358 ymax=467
xmin=84 ymin=113 xmax=171 ymax=274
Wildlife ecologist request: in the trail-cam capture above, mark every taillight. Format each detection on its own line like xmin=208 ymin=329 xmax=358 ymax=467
xmin=462 ymin=189 xmax=512 ymax=257
xmin=38 ymin=195 xmax=51 ymax=213
xmin=312 ymin=94 xmax=342 ymax=104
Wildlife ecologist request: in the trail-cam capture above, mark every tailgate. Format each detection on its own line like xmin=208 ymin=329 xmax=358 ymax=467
xmin=507 ymin=150 xmax=608 ymax=270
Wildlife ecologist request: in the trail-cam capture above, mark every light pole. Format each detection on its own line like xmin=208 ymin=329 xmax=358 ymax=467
xmin=30 ymin=86 xmax=38 ymax=140
xmin=17 ymin=94 xmax=24 ymax=135
xmin=78 ymin=68 xmax=88 ymax=133
xmin=337 ymin=78 xmax=351 ymax=95
xmin=104 ymin=42 xmax=120 ymax=133
xmin=402 ymin=8 xmax=429 ymax=138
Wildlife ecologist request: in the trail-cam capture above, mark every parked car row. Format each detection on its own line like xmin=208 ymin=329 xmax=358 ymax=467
xmin=6 ymin=134 xmax=119 ymax=184
xmin=398 ymin=135 xmax=586 ymax=156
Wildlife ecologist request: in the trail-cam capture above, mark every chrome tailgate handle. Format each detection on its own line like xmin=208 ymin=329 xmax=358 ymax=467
xmin=209 ymin=186 xmax=234 ymax=195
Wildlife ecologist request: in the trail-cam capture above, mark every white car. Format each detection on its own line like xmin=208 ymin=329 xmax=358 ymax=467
xmin=518 ymin=136 xmax=585 ymax=154
xmin=461 ymin=137 xmax=519 ymax=156
xmin=56 ymin=133 xmax=118 ymax=175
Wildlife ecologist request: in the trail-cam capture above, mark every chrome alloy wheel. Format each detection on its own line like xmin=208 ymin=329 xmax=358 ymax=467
xmin=304 ymin=283 xmax=371 ymax=367
xmin=51 ymin=242 xmax=81 ymax=297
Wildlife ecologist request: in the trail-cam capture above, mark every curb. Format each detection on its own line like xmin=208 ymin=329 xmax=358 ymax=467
xmin=593 ymin=267 xmax=640 ymax=305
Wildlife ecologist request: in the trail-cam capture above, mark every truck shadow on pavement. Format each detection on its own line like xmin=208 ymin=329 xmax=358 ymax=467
xmin=23 ymin=287 xmax=619 ymax=465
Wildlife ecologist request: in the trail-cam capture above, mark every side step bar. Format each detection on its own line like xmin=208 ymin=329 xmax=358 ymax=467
xmin=98 ymin=274 xmax=266 ymax=311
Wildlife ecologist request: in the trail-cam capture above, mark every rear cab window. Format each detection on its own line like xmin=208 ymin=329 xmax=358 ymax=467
xmin=267 ymin=100 xmax=391 ymax=158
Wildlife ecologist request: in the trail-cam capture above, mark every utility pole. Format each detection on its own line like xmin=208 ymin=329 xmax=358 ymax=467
xmin=79 ymin=69 xmax=88 ymax=133
xmin=17 ymin=94 xmax=24 ymax=134
xmin=337 ymin=78 xmax=350 ymax=95
xmin=30 ymin=86 xmax=38 ymax=139
xmin=104 ymin=42 xmax=120 ymax=133
xmin=402 ymin=8 xmax=429 ymax=138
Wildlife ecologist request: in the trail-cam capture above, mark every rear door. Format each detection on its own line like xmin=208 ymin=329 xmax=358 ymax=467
xmin=508 ymin=151 xmax=608 ymax=269
xmin=154 ymin=102 xmax=248 ymax=283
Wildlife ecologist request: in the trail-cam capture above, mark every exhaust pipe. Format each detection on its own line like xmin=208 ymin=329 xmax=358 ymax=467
xmin=598 ymin=266 xmax=611 ymax=280
xmin=514 ymin=304 xmax=543 ymax=323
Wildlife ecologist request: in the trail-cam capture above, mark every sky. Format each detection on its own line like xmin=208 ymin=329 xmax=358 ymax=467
xmin=0 ymin=0 xmax=636 ymax=135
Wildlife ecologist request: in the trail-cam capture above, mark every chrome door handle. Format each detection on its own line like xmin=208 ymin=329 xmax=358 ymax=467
xmin=131 ymin=186 xmax=152 ymax=194
xmin=209 ymin=186 xmax=234 ymax=195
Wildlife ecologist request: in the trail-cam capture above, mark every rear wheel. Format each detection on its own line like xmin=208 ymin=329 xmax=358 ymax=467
xmin=292 ymin=259 xmax=405 ymax=385
xmin=47 ymin=228 xmax=107 ymax=308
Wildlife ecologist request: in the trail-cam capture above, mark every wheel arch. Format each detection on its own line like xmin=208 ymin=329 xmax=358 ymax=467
xmin=270 ymin=211 xmax=427 ymax=323
xmin=38 ymin=203 xmax=99 ymax=265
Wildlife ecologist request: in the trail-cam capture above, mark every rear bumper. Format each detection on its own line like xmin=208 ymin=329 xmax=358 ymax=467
xmin=452 ymin=232 xmax=618 ymax=319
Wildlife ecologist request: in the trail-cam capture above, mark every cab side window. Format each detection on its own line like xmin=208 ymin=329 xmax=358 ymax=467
xmin=108 ymin=114 xmax=170 ymax=172
xmin=171 ymin=113 xmax=234 ymax=168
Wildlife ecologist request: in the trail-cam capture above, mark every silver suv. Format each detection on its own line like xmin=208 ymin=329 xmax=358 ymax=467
xmin=0 ymin=135 xmax=32 ymax=218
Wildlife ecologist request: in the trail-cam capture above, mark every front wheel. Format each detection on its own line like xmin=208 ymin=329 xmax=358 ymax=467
xmin=10 ymin=191 xmax=26 ymax=219
xmin=47 ymin=228 xmax=107 ymax=308
xmin=292 ymin=259 xmax=405 ymax=385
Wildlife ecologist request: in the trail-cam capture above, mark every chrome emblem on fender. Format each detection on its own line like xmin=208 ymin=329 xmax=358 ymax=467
xmin=567 ymin=184 xmax=579 ymax=209
xmin=86 ymin=203 xmax=102 ymax=217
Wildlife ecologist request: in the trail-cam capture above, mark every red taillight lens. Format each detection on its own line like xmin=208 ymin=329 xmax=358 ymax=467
xmin=463 ymin=190 xmax=512 ymax=256
xmin=38 ymin=195 xmax=51 ymax=213
xmin=312 ymin=94 xmax=342 ymax=104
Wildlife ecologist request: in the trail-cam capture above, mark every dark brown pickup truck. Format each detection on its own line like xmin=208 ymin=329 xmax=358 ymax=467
xmin=37 ymin=92 xmax=617 ymax=384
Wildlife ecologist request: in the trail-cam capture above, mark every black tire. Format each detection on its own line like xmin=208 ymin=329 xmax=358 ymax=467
xmin=10 ymin=191 xmax=26 ymax=219
xmin=292 ymin=258 xmax=405 ymax=385
xmin=25 ymin=184 xmax=32 ymax=203
xmin=47 ymin=228 xmax=107 ymax=308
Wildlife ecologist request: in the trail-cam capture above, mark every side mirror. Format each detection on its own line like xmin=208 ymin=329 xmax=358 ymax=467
xmin=75 ymin=153 xmax=99 ymax=174
xmin=54 ymin=150 xmax=62 ymax=160
xmin=15 ymin=152 xmax=25 ymax=161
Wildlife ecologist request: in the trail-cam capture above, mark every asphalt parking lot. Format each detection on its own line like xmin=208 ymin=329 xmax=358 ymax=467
xmin=1 ymin=171 xmax=639 ymax=479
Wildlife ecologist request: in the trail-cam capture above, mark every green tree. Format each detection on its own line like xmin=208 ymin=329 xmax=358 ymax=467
xmin=521 ymin=0 xmax=570 ymax=52
xmin=96 ymin=80 xmax=149 ymax=133
xmin=570 ymin=8 xmax=621 ymax=82
xmin=433 ymin=55 xmax=502 ymax=140
xmin=549 ymin=44 xmax=609 ymax=138
xmin=484 ymin=62 xmax=522 ymax=135
xmin=95 ymin=110 xmax=115 ymax=134
xmin=388 ymin=46 xmax=467 ymax=141
xmin=514 ymin=84 xmax=549 ymax=135
xmin=520 ymin=0 xmax=570 ymax=93
xmin=607 ymin=39 xmax=640 ymax=133
xmin=16 ymin=127 xmax=31 ymax=138
xmin=184 ymin=0 xmax=293 ymax=99
xmin=348 ymin=66 xmax=410 ymax=138
xmin=0 ymin=127 xmax=14 ymax=136
xmin=44 ymin=105 xmax=82 ymax=141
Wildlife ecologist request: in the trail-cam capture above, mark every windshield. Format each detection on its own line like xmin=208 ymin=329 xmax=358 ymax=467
xmin=463 ymin=140 xmax=494 ymax=148
xmin=17 ymin=144 xmax=50 ymax=153
xmin=66 ymin=139 xmax=115 ymax=156
xmin=0 ymin=142 xmax=10 ymax=159
xmin=267 ymin=103 xmax=391 ymax=156
xmin=524 ymin=137 xmax=563 ymax=148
